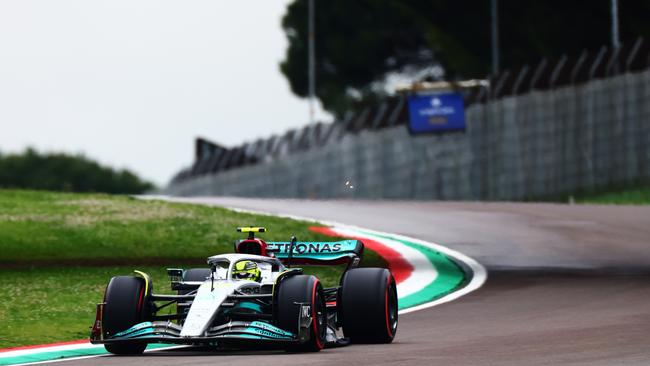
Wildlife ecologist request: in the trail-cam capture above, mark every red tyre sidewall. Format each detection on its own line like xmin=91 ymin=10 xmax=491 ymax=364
xmin=311 ymin=279 xmax=324 ymax=350
xmin=384 ymin=273 xmax=396 ymax=338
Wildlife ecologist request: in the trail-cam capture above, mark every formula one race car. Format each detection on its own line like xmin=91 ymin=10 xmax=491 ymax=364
xmin=90 ymin=227 xmax=398 ymax=354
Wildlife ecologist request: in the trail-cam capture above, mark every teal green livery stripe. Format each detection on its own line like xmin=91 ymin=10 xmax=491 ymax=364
xmin=0 ymin=344 xmax=171 ymax=366
xmin=356 ymin=230 xmax=466 ymax=309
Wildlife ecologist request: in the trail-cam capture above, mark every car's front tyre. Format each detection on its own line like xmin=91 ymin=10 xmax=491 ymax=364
xmin=103 ymin=276 xmax=150 ymax=355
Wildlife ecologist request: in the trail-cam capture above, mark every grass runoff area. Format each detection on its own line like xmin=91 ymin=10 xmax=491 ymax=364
xmin=0 ymin=190 xmax=386 ymax=348
xmin=575 ymin=185 xmax=650 ymax=205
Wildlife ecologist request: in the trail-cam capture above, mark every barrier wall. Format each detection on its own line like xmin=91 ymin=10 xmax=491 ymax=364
xmin=165 ymin=70 xmax=650 ymax=200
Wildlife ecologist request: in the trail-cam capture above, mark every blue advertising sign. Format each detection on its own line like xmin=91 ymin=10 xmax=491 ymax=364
xmin=407 ymin=93 xmax=465 ymax=133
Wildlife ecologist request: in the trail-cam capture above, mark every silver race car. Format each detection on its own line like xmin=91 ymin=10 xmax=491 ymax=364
xmin=90 ymin=227 xmax=398 ymax=354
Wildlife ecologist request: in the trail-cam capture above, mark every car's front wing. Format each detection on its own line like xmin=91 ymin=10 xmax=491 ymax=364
xmin=91 ymin=320 xmax=298 ymax=345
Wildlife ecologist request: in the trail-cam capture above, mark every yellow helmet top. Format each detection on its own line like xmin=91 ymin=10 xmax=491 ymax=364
xmin=233 ymin=260 xmax=261 ymax=282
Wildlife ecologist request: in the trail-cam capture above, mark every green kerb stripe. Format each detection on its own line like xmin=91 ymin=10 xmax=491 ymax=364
xmin=0 ymin=344 xmax=172 ymax=366
xmin=356 ymin=230 xmax=466 ymax=309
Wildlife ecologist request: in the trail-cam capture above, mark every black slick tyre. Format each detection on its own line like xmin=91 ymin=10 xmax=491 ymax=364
xmin=340 ymin=268 xmax=398 ymax=343
xmin=276 ymin=275 xmax=326 ymax=352
xmin=102 ymin=276 xmax=150 ymax=355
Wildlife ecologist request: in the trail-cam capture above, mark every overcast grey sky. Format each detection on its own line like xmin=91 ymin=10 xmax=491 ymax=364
xmin=0 ymin=0 xmax=330 ymax=185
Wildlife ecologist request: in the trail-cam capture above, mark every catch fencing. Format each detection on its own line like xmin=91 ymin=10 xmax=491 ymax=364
xmin=165 ymin=68 xmax=650 ymax=200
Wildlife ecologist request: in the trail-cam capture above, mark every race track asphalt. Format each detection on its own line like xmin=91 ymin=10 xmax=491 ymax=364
xmin=61 ymin=198 xmax=650 ymax=366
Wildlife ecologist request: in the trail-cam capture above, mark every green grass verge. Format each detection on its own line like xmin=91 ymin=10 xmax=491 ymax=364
xmin=0 ymin=189 xmax=385 ymax=348
xmin=575 ymin=185 xmax=650 ymax=205
xmin=0 ymin=190 xmax=352 ymax=265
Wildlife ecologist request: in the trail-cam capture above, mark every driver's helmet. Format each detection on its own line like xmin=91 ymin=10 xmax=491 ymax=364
xmin=233 ymin=260 xmax=261 ymax=282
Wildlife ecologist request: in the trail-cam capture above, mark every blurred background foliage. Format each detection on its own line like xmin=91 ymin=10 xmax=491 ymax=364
xmin=280 ymin=0 xmax=650 ymax=117
xmin=0 ymin=148 xmax=155 ymax=194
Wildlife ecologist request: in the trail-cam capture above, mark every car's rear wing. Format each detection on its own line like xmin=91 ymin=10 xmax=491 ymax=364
xmin=267 ymin=240 xmax=364 ymax=267
xmin=233 ymin=227 xmax=363 ymax=268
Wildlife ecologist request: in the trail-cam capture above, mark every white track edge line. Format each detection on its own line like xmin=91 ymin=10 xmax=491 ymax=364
xmin=10 ymin=354 xmax=101 ymax=366
xmin=7 ymin=346 xmax=189 ymax=366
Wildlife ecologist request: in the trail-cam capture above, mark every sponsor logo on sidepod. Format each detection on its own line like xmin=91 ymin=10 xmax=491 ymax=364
xmin=267 ymin=242 xmax=343 ymax=254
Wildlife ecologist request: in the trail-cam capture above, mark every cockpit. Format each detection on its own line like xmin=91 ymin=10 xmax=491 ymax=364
xmin=207 ymin=254 xmax=285 ymax=284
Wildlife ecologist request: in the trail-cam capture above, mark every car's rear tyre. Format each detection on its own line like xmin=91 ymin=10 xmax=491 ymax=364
xmin=340 ymin=268 xmax=398 ymax=343
xmin=179 ymin=268 xmax=211 ymax=294
xmin=276 ymin=275 xmax=326 ymax=352
xmin=103 ymin=276 xmax=150 ymax=355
